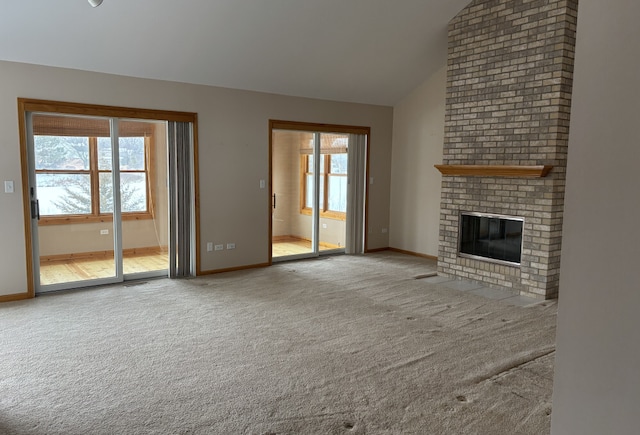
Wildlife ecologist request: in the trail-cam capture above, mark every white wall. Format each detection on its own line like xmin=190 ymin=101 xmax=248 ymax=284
xmin=389 ymin=66 xmax=446 ymax=257
xmin=551 ymin=1 xmax=640 ymax=433
xmin=0 ymin=61 xmax=392 ymax=297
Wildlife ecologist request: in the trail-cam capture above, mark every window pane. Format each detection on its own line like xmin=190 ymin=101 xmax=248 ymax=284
xmin=328 ymin=175 xmax=347 ymax=212
xmin=99 ymin=173 xmax=114 ymax=213
xmin=98 ymin=137 xmax=145 ymax=171
xmin=36 ymin=173 xmax=91 ymax=215
xmin=119 ymin=137 xmax=145 ymax=170
xmin=99 ymin=172 xmax=147 ymax=213
xmin=120 ymin=172 xmax=147 ymax=212
xmin=330 ymin=154 xmax=348 ymax=174
xmin=305 ymin=174 xmax=325 ymax=209
xmin=34 ymin=136 xmax=89 ymax=170
xmin=97 ymin=137 xmax=112 ymax=170
xmin=305 ymin=174 xmax=314 ymax=208
xmin=307 ymin=155 xmax=313 ymax=173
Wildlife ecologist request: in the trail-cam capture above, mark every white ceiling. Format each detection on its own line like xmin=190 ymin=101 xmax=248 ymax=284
xmin=0 ymin=0 xmax=469 ymax=106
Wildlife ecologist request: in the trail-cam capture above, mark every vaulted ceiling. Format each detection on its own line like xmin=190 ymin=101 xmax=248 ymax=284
xmin=0 ymin=0 xmax=469 ymax=106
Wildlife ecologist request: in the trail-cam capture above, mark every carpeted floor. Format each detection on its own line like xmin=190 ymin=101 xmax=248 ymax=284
xmin=0 ymin=252 xmax=556 ymax=434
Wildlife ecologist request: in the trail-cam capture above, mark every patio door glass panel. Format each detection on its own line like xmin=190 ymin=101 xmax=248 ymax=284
xmin=317 ymin=133 xmax=347 ymax=253
xmin=271 ymin=130 xmax=348 ymax=260
xmin=117 ymin=120 xmax=169 ymax=276
xmin=271 ymin=130 xmax=316 ymax=258
xmin=32 ymin=114 xmax=119 ymax=289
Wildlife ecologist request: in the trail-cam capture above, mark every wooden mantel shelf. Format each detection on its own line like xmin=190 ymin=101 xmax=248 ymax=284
xmin=434 ymin=164 xmax=553 ymax=178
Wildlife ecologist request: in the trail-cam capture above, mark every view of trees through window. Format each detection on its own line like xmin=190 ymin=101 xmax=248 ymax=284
xmin=35 ymin=135 xmax=147 ymax=217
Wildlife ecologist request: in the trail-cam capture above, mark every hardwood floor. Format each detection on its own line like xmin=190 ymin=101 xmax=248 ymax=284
xmin=272 ymin=236 xmax=341 ymax=258
xmin=39 ymin=240 xmax=340 ymax=285
xmin=39 ymin=253 xmax=168 ymax=286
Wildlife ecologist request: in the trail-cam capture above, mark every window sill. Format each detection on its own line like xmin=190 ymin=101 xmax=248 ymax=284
xmin=300 ymin=208 xmax=346 ymax=221
xmin=38 ymin=212 xmax=154 ymax=226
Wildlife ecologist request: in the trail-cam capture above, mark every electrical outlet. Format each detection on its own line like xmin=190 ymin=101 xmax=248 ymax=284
xmin=100 ymin=229 xmax=109 ymax=235
xmin=207 ymin=242 xmax=213 ymax=252
xmin=382 ymin=228 xmax=388 ymax=234
xmin=214 ymin=244 xmax=224 ymax=251
xmin=226 ymin=243 xmax=236 ymax=250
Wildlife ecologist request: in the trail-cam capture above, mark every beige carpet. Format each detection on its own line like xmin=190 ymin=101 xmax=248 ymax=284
xmin=0 ymin=252 xmax=556 ymax=434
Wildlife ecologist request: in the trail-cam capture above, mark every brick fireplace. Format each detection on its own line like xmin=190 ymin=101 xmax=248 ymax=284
xmin=436 ymin=0 xmax=578 ymax=299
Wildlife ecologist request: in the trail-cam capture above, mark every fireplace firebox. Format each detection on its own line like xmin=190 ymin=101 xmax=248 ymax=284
xmin=459 ymin=212 xmax=523 ymax=266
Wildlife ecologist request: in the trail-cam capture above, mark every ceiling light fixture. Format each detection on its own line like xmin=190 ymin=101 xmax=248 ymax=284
xmin=88 ymin=0 xmax=103 ymax=7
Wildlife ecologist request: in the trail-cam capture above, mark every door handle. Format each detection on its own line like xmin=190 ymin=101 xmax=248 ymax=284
xmin=272 ymin=193 xmax=276 ymax=209
xmin=31 ymin=199 xmax=40 ymax=220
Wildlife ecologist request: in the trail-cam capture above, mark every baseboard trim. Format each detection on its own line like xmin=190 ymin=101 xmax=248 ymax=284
xmin=273 ymin=235 xmax=341 ymax=249
xmin=388 ymin=247 xmax=438 ymax=261
xmin=0 ymin=291 xmax=33 ymax=302
xmin=365 ymin=247 xmax=389 ymax=253
xmin=198 ymin=262 xmax=271 ymax=276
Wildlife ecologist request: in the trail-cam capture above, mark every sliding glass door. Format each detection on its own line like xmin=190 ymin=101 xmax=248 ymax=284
xmin=271 ymin=124 xmax=364 ymax=262
xmin=27 ymin=113 xmax=169 ymax=293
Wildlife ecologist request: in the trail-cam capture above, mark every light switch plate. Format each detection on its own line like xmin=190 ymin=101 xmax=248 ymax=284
xmin=4 ymin=180 xmax=14 ymax=193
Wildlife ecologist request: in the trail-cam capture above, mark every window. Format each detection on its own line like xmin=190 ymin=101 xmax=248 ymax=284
xmin=301 ymin=152 xmax=348 ymax=220
xmin=33 ymin=115 xmax=154 ymax=224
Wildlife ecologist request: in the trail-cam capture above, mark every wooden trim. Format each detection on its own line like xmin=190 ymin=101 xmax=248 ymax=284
xmin=388 ymin=247 xmax=438 ymax=261
xmin=0 ymin=292 xmax=33 ymax=303
xmin=198 ymin=262 xmax=270 ymax=276
xmin=299 ymin=208 xmax=347 ymax=221
xmin=365 ymin=247 xmax=389 ymax=253
xmin=38 ymin=212 xmax=153 ymax=226
xmin=270 ymin=119 xmax=370 ymax=135
xmin=300 ymin=154 xmax=308 ymax=216
xmin=271 ymin=235 xmax=341 ymax=250
xmin=434 ymin=164 xmax=553 ymax=177
xmin=39 ymin=246 xmax=168 ymax=263
xmin=19 ymin=98 xmax=197 ymax=123
xmin=271 ymin=235 xmax=296 ymax=242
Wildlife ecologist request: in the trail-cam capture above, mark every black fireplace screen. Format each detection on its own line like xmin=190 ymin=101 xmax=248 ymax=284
xmin=459 ymin=213 xmax=523 ymax=265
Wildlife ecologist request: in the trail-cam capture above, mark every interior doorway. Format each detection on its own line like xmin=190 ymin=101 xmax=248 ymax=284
xmin=269 ymin=121 xmax=369 ymax=263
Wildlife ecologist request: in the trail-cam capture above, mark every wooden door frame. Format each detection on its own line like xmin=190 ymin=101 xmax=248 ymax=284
xmin=268 ymin=120 xmax=371 ymax=265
